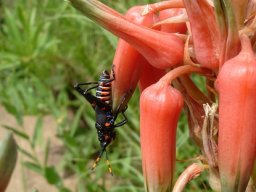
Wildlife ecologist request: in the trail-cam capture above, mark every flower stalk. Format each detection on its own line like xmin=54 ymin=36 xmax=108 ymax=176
xmin=172 ymin=163 xmax=207 ymax=192
xmin=141 ymin=0 xmax=184 ymax=15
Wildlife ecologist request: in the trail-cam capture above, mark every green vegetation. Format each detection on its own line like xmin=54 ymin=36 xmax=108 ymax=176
xmin=0 ymin=0 xmax=212 ymax=191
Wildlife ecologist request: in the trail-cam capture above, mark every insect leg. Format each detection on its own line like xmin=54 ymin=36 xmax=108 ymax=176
xmin=113 ymin=90 xmax=129 ymax=118
xmin=85 ymin=84 xmax=99 ymax=92
xmin=102 ymin=66 xmax=116 ymax=84
xmin=74 ymin=82 xmax=110 ymax=109
xmin=74 ymin=84 xmax=99 ymax=107
xmin=113 ymin=91 xmax=128 ymax=127
xmin=111 ymin=65 xmax=116 ymax=79
xmin=114 ymin=111 xmax=128 ymax=128
xmin=74 ymin=82 xmax=98 ymax=87
xmin=74 ymin=81 xmax=99 ymax=93
xmin=104 ymin=75 xmax=115 ymax=84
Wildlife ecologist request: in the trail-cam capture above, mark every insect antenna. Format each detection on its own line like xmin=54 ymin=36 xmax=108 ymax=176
xmin=91 ymin=148 xmax=105 ymax=171
xmin=91 ymin=147 xmax=114 ymax=176
xmin=105 ymin=150 xmax=113 ymax=176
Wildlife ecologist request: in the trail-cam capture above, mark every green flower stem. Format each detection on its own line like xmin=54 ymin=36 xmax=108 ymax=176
xmin=214 ymin=0 xmax=227 ymax=67
xmin=179 ymin=75 xmax=210 ymax=104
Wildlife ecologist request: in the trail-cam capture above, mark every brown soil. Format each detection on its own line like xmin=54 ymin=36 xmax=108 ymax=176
xmin=0 ymin=106 xmax=76 ymax=192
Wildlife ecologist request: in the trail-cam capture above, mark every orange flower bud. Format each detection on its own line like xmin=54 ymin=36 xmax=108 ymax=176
xmin=216 ymin=34 xmax=256 ymax=191
xmin=140 ymin=81 xmax=183 ymax=191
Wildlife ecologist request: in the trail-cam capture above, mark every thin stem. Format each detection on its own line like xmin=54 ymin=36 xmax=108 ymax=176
xmin=69 ymin=0 xmax=180 ymax=47
xmin=152 ymin=13 xmax=188 ymax=28
xmin=173 ymin=163 xmax=208 ymax=192
xmin=202 ymin=103 xmax=218 ymax=168
xmin=160 ymin=65 xmax=210 ymax=85
xmin=179 ymin=75 xmax=210 ymax=104
xmin=142 ymin=0 xmax=184 ymax=15
xmin=70 ymin=0 xmax=124 ymax=18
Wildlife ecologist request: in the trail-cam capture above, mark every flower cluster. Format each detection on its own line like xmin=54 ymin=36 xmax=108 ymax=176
xmin=69 ymin=0 xmax=256 ymax=191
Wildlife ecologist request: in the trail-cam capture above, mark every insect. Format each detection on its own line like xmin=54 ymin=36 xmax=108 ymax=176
xmin=74 ymin=69 xmax=128 ymax=175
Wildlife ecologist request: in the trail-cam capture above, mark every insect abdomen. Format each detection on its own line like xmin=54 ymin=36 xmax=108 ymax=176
xmin=96 ymin=70 xmax=112 ymax=104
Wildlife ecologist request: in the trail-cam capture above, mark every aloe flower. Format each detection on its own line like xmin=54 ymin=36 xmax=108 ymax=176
xmin=111 ymin=5 xmax=158 ymax=112
xmin=69 ymin=0 xmax=256 ymax=191
xmin=138 ymin=58 xmax=166 ymax=92
xmin=159 ymin=8 xmax=187 ymax=34
xmin=183 ymin=0 xmax=220 ymax=69
xmin=140 ymin=80 xmax=184 ymax=191
xmin=69 ymin=0 xmax=184 ymax=70
xmin=215 ymin=34 xmax=256 ymax=192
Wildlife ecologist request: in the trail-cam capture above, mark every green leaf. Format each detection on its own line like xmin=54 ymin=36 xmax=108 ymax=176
xmin=23 ymin=162 xmax=43 ymax=176
xmin=58 ymin=188 xmax=71 ymax=192
xmin=43 ymin=139 xmax=51 ymax=166
xmin=100 ymin=28 xmax=117 ymax=49
xmin=70 ymin=104 xmax=85 ymax=136
xmin=1 ymin=125 xmax=29 ymax=140
xmin=0 ymin=53 xmax=20 ymax=71
xmin=17 ymin=146 xmax=38 ymax=162
xmin=31 ymin=116 xmax=43 ymax=149
xmin=44 ymin=166 xmax=61 ymax=185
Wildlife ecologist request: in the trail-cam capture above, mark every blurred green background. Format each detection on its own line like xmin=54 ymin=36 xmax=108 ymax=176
xmin=0 ymin=0 xmax=212 ymax=191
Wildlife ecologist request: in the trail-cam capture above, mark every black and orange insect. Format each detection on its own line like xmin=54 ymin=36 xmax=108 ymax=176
xmin=74 ymin=70 xmax=127 ymax=175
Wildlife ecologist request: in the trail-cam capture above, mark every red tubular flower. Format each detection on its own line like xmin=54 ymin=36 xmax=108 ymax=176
xmin=69 ymin=0 xmax=184 ymax=69
xmin=139 ymin=7 xmax=188 ymax=92
xmin=140 ymin=80 xmax=184 ymax=191
xmin=142 ymin=0 xmax=184 ymax=13
xmin=159 ymin=8 xmax=187 ymax=34
xmin=111 ymin=6 xmax=158 ymax=112
xmin=138 ymin=57 xmax=166 ymax=92
xmin=137 ymin=7 xmax=188 ymax=92
xmin=215 ymin=34 xmax=256 ymax=191
xmin=183 ymin=0 xmax=220 ymax=69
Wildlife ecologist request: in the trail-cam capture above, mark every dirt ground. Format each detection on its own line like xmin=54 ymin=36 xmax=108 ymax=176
xmin=0 ymin=106 xmax=76 ymax=192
